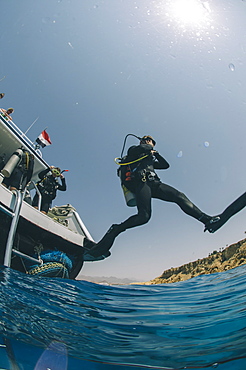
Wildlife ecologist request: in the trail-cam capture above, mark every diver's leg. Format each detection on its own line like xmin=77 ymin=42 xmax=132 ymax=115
xmin=119 ymin=182 xmax=152 ymax=230
xmin=205 ymin=192 xmax=246 ymax=233
xmin=152 ymin=182 xmax=213 ymax=224
xmin=84 ymin=182 xmax=152 ymax=259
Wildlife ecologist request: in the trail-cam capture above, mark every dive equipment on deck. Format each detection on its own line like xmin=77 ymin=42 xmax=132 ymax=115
xmin=1 ymin=148 xmax=23 ymax=178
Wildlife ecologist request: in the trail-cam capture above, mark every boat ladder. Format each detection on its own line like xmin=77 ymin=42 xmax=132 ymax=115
xmin=3 ymin=189 xmax=41 ymax=268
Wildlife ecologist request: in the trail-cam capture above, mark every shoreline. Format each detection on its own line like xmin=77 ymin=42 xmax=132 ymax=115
xmin=138 ymin=238 xmax=246 ymax=285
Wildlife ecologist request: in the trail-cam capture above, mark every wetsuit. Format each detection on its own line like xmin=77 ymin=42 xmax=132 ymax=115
xmin=86 ymin=143 xmax=213 ymax=258
xmin=32 ymin=168 xmax=66 ymax=213
xmin=205 ymin=192 xmax=246 ymax=233
xmin=119 ymin=143 xmax=212 ymax=229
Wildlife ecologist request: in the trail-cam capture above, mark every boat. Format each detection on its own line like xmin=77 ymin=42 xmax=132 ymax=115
xmin=0 ymin=112 xmax=95 ymax=279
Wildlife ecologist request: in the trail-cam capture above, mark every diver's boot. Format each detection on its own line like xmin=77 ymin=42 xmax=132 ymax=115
xmin=83 ymin=224 xmax=126 ymax=262
xmin=92 ymin=223 xmax=126 ymax=255
xmin=105 ymin=223 xmax=126 ymax=238
xmin=204 ymin=216 xmax=223 ymax=233
xmin=204 ymin=216 xmax=221 ymax=233
xmin=198 ymin=213 xmax=220 ymax=225
xmin=198 ymin=213 xmax=212 ymax=225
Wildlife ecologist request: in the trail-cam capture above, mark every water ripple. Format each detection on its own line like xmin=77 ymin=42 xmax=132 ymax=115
xmin=0 ymin=265 xmax=245 ymax=369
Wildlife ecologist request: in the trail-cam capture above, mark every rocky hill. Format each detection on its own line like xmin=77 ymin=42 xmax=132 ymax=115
xmin=141 ymin=238 xmax=246 ymax=285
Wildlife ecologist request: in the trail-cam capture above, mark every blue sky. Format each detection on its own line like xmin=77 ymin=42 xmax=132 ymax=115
xmin=1 ymin=0 xmax=246 ymax=280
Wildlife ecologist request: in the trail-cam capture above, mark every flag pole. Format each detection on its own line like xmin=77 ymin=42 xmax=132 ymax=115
xmin=24 ymin=117 xmax=39 ymax=135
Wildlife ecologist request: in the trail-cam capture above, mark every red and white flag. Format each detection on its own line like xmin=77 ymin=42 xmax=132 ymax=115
xmin=36 ymin=130 xmax=52 ymax=148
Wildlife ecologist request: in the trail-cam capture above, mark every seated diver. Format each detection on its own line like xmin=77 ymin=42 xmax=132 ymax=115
xmin=84 ymin=135 xmax=219 ymax=261
xmin=0 ymin=107 xmax=14 ymax=121
xmin=205 ymin=192 xmax=246 ymax=233
xmin=32 ymin=166 xmax=66 ymax=214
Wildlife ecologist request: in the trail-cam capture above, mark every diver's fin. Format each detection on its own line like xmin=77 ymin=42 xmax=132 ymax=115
xmin=83 ymin=250 xmax=111 ymax=262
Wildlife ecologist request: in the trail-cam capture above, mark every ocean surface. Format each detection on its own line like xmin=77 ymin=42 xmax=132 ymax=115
xmin=0 ymin=265 xmax=245 ymax=370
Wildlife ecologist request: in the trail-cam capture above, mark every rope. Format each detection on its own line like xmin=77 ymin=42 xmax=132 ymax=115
xmin=27 ymin=262 xmax=68 ymax=278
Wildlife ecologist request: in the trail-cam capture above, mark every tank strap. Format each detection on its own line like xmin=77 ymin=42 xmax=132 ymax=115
xmin=23 ymin=151 xmax=29 ymax=170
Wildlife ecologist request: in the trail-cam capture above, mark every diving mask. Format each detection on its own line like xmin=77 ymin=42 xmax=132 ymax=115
xmin=52 ymin=168 xmax=61 ymax=177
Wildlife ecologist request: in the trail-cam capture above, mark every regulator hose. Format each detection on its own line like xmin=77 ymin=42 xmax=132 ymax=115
xmin=115 ymin=133 xmax=149 ymax=165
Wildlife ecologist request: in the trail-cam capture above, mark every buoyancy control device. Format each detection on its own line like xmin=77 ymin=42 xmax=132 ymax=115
xmin=115 ymin=134 xmax=150 ymax=207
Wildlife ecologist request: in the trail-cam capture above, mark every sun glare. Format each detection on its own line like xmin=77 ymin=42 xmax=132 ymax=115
xmin=169 ymin=0 xmax=211 ymax=27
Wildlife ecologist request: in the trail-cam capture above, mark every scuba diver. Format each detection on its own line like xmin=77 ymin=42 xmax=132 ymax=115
xmin=32 ymin=166 xmax=67 ymax=214
xmin=84 ymin=135 xmax=219 ymax=261
xmin=0 ymin=107 xmax=14 ymax=121
xmin=205 ymin=192 xmax=246 ymax=233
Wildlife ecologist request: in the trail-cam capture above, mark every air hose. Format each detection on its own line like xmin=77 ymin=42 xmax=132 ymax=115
xmin=114 ymin=133 xmax=149 ymax=165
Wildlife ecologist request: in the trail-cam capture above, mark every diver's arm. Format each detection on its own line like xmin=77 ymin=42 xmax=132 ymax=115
xmin=58 ymin=177 xmax=67 ymax=191
xmin=38 ymin=168 xmax=50 ymax=179
xmin=153 ymin=152 xmax=170 ymax=169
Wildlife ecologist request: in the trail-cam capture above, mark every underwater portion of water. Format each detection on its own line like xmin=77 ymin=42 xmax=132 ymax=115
xmin=0 ymin=265 xmax=245 ymax=370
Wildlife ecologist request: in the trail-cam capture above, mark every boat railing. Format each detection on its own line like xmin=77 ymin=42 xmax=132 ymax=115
xmin=3 ymin=189 xmax=41 ymax=268
xmin=0 ymin=114 xmax=43 ymax=157
xmin=1 ymin=185 xmax=88 ymax=270
xmin=29 ymin=182 xmax=94 ymax=239
xmin=73 ymin=211 xmax=94 ymax=241
xmin=30 ymin=180 xmax=42 ymax=211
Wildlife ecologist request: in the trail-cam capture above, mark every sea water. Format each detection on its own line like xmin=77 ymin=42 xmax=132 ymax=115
xmin=0 ymin=265 xmax=245 ymax=370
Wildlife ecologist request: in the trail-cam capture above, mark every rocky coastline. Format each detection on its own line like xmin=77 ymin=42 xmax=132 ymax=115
xmin=141 ymin=238 xmax=246 ymax=285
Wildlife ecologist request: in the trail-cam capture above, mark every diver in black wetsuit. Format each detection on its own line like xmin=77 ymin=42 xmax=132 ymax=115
xmin=205 ymin=192 xmax=246 ymax=233
xmin=84 ymin=135 xmax=218 ymax=261
xmin=32 ymin=166 xmax=67 ymax=214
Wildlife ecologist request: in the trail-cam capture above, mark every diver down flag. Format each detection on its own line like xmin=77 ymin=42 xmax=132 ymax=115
xmin=36 ymin=130 xmax=52 ymax=148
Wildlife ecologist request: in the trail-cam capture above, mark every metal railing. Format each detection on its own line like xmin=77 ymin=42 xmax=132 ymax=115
xmin=0 ymin=114 xmax=46 ymax=164
xmin=30 ymin=180 xmax=42 ymax=211
xmin=3 ymin=189 xmax=42 ymax=268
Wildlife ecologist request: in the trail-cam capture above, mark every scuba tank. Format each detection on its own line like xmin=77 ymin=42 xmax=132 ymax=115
xmin=122 ymin=185 xmax=136 ymax=207
xmin=118 ymin=167 xmax=136 ymax=207
xmin=115 ymin=133 xmax=153 ymax=207
xmin=1 ymin=148 xmax=23 ymax=178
